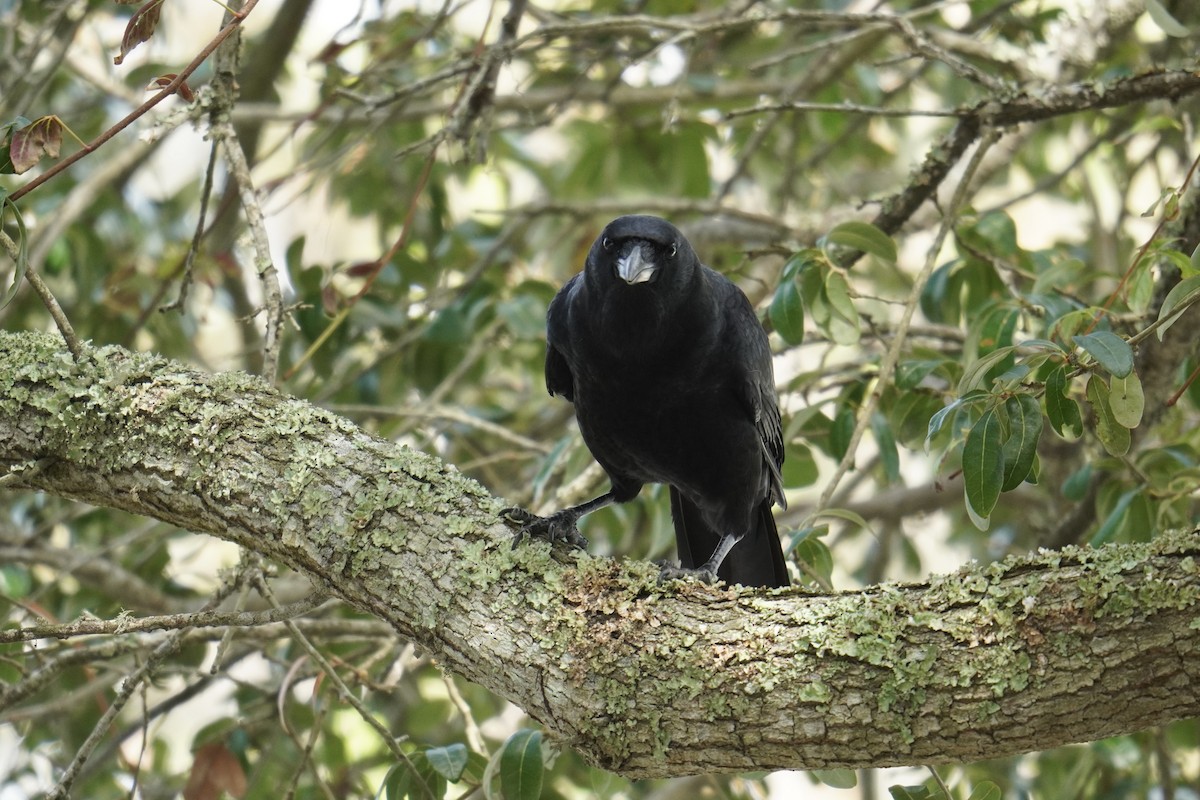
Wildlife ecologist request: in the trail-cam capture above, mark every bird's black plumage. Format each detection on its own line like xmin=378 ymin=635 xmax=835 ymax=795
xmin=512 ymin=215 xmax=789 ymax=588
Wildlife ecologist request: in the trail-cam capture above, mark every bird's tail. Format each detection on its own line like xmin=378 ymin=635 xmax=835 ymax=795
xmin=669 ymin=488 xmax=790 ymax=588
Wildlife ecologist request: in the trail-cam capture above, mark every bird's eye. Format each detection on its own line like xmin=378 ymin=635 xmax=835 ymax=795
xmin=669 ymin=243 xmax=677 ymax=258
xmin=602 ymin=237 xmax=612 ymax=250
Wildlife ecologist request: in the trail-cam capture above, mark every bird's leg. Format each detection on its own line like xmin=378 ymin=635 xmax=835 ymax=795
xmin=502 ymin=491 xmax=615 ymax=551
xmin=658 ymin=531 xmax=739 ymax=584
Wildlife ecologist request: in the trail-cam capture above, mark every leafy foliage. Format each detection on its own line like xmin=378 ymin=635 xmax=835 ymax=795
xmin=2 ymin=0 xmax=1200 ymax=798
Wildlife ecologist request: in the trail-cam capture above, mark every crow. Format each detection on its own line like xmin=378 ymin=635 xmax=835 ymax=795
xmin=508 ymin=215 xmax=789 ymax=588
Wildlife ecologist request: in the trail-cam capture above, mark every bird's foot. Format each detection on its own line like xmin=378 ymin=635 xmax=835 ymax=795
xmin=655 ymin=560 xmax=720 ymax=585
xmin=502 ymin=507 xmax=589 ymax=551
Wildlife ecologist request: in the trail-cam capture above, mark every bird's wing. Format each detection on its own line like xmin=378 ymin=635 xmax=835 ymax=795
xmin=751 ymin=375 xmax=787 ymax=509
xmin=715 ymin=272 xmax=787 ymax=510
xmin=544 ymin=274 xmax=579 ymax=401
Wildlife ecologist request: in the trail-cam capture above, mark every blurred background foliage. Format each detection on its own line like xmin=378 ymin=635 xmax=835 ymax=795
xmin=2 ymin=0 xmax=1200 ymax=797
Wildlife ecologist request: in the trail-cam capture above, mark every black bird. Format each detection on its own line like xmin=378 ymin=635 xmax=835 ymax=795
xmin=509 ymin=215 xmax=789 ymax=588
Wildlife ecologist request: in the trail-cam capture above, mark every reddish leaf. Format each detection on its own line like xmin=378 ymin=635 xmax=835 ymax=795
xmin=344 ymin=261 xmax=381 ymax=278
xmin=114 ymin=0 xmax=165 ymax=66
xmin=147 ymin=73 xmax=196 ymax=103
xmin=320 ymin=282 xmax=341 ymax=315
xmin=9 ymin=117 xmax=64 ymax=174
xmin=183 ymin=742 xmax=247 ymax=800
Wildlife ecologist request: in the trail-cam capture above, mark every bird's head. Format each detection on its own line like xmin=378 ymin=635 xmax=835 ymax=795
xmin=585 ymin=215 xmax=697 ymax=290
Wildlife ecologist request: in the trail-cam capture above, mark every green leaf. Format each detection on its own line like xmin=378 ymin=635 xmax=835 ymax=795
xmin=1155 ymin=274 xmax=1200 ymax=340
xmin=812 ymin=506 xmax=874 ymax=535
xmin=1146 ymin=0 xmax=1190 ymax=36
xmin=921 ymin=393 xmax=988 ymax=450
xmin=963 ymin=406 xmax=1004 ymax=527
xmin=783 ymin=248 xmax=826 ymax=280
xmin=799 ymin=259 xmax=829 ymax=326
xmin=381 ymin=754 xmax=445 ymax=800
xmin=974 ymin=304 xmax=1019 ymax=355
xmin=1044 ymin=363 xmax=1083 ymax=438
xmin=830 ymin=406 xmax=856 ymax=461
xmin=0 ymin=565 xmax=31 ymax=597
xmin=787 ymin=526 xmax=833 ymax=585
xmin=1001 ymin=394 xmax=1043 ymax=491
xmin=1090 ymin=487 xmax=1141 ymax=546
xmin=770 ymin=278 xmax=805 ymax=345
xmin=958 ymin=346 xmax=1018 ymax=395
xmin=1108 ymin=372 xmax=1144 ymax=429
xmin=1075 ymin=330 xmax=1133 ymax=377
xmin=889 ymin=786 xmax=932 ymax=800
xmin=781 ymin=441 xmax=819 ymax=488
xmin=967 ymin=781 xmax=1004 ymax=800
xmin=425 ymin=744 xmax=469 ymax=782
xmin=0 ymin=190 xmax=29 ymax=309
xmin=1062 ymin=462 xmax=1093 ymax=501
xmin=499 ymin=729 xmax=543 ymax=800
xmin=871 ymin=411 xmax=900 ymax=484
xmin=920 ymin=260 xmax=959 ymax=324
xmin=926 ymin=397 xmax=963 ymax=450
xmin=1086 ymin=375 xmax=1131 ymax=456
xmin=825 ymin=220 xmax=897 ymax=263
xmin=823 ymin=269 xmax=861 ymax=345
xmin=813 ymin=768 xmax=858 ymax=789
xmin=895 ymin=358 xmax=944 ymax=390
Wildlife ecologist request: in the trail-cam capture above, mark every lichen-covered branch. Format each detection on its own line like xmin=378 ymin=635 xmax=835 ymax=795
xmin=2 ymin=330 xmax=1199 ymax=779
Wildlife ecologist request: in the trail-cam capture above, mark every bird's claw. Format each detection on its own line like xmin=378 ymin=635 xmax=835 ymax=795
xmin=502 ymin=507 xmax=589 ymax=551
xmin=655 ymin=560 xmax=719 ymax=585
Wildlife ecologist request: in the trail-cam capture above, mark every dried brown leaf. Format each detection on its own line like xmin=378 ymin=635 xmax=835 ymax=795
xmin=9 ymin=117 xmax=64 ymax=174
xmin=114 ymin=0 xmax=165 ymax=66
xmin=183 ymin=742 xmax=247 ymax=800
xmin=147 ymin=73 xmax=196 ymax=103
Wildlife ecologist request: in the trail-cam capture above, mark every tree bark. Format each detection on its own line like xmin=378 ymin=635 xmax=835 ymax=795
xmin=1 ymin=330 xmax=1198 ymax=779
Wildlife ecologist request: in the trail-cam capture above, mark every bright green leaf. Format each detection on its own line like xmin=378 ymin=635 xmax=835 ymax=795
xmin=825 ymin=220 xmax=897 ymax=263
xmin=1155 ymin=274 xmax=1200 ymax=341
xmin=1108 ymin=372 xmax=1145 ymax=429
xmin=888 ymin=784 xmax=932 ymax=800
xmin=770 ymin=278 xmax=805 ymax=345
xmin=1086 ymin=375 xmax=1131 ymax=456
xmin=823 ymin=269 xmax=861 ymax=345
xmin=1075 ymin=330 xmax=1133 ymax=377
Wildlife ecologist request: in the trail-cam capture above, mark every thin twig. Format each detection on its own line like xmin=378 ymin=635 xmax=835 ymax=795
xmin=45 ymin=575 xmax=246 ymax=799
xmin=23 ymin=268 xmax=82 ymax=359
xmin=0 ymin=595 xmax=331 ymax=644
xmin=9 ymin=0 xmax=261 ymax=203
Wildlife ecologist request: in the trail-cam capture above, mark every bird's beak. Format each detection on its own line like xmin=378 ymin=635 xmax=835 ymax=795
xmin=616 ymin=245 xmax=656 ymax=285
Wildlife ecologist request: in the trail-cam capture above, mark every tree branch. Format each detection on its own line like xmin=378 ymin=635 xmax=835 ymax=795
xmin=2 ymin=330 xmax=1200 ymax=779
